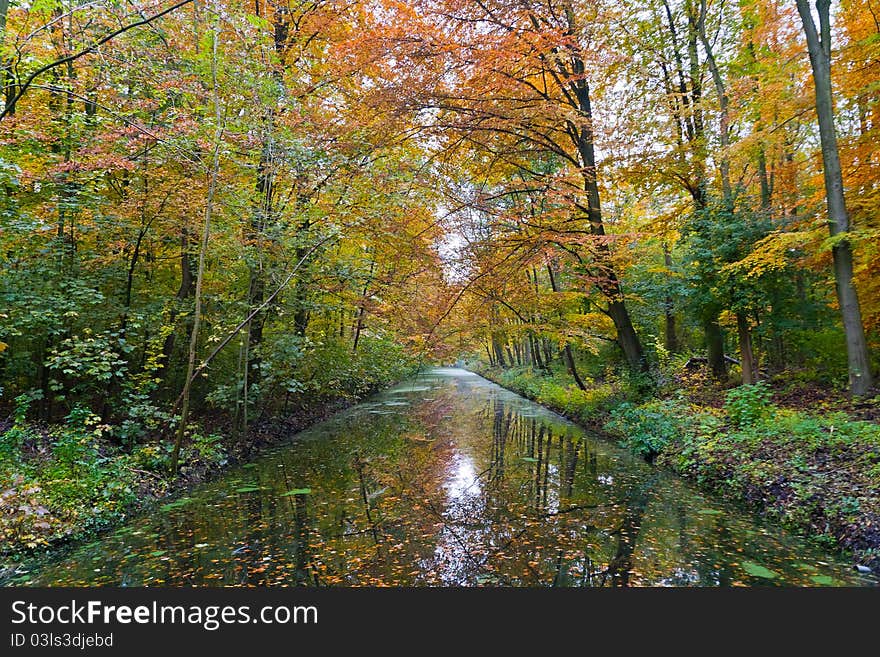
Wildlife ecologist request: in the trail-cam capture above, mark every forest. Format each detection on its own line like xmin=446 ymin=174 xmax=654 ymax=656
xmin=0 ymin=0 xmax=879 ymax=582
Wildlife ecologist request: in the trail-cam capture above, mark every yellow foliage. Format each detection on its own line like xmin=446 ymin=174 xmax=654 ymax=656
xmin=720 ymin=231 xmax=809 ymax=279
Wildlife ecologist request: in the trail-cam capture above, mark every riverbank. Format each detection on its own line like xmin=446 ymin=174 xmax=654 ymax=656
xmin=0 ymin=373 xmax=415 ymax=567
xmin=472 ymin=363 xmax=880 ymax=572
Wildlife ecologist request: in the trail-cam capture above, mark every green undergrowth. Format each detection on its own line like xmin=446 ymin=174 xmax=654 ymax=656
xmin=1 ymin=352 xmax=418 ymax=559
xmin=484 ymin=365 xmax=635 ymax=425
xmin=473 ymin=363 xmax=880 ymax=568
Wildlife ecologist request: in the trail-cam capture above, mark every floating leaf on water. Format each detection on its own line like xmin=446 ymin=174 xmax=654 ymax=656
xmin=160 ymin=497 xmax=192 ymax=511
xmin=281 ymin=488 xmax=312 ymax=496
xmin=741 ymin=561 xmax=778 ymax=579
xmin=697 ymin=509 xmax=723 ymax=515
xmin=810 ymin=575 xmax=834 ymax=586
xmin=234 ymin=486 xmax=261 ymax=493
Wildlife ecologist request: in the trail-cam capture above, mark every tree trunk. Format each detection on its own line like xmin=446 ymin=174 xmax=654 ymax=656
xmin=796 ymin=0 xmax=874 ymax=395
xmin=531 ymin=334 xmax=544 ymax=370
xmin=171 ymin=20 xmax=222 ymax=473
xmin=160 ymin=229 xmax=195 ymax=375
xmin=704 ymin=315 xmax=727 ymax=380
xmin=663 ymin=245 xmax=678 ymax=353
xmin=542 ymin=339 xmax=553 ymax=368
xmin=546 ymin=263 xmax=590 ymax=388
xmin=564 ymin=38 xmax=646 ymax=373
xmin=563 ymin=344 xmax=587 ymax=391
xmin=492 ymin=333 xmax=507 ymax=368
xmin=352 ymin=259 xmax=376 ymax=353
xmin=737 ymin=312 xmax=757 ymax=385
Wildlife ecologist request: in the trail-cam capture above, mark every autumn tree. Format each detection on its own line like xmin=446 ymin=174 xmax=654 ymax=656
xmin=795 ymin=0 xmax=874 ymax=395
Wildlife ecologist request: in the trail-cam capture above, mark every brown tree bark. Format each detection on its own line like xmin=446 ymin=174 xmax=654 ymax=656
xmin=737 ymin=313 xmax=757 ymax=385
xmin=795 ymin=0 xmax=874 ymax=395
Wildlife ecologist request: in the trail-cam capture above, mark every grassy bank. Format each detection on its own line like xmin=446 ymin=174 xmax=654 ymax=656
xmin=471 ymin=362 xmax=880 ymax=570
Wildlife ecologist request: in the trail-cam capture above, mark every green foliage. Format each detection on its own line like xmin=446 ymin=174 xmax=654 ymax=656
xmin=272 ymin=334 xmax=417 ymax=401
xmin=190 ymin=432 xmax=227 ymax=467
xmin=605 ymin=398 xmax=701 ymax=460
xmin=0 ymin=412 xmax=145 ymax=553
xmin=660 ymin=398 xmax=880 ymax=560
xmin=491 ymin=366 xmax=622 ymax=423
xmin=45 ymin=329 xmax=131 ymax=398
xmin=724 ymin=381 xmax=772 ymax=427
xmin=786 ymin=328 xmax=850 ymax=386
xmin=0 ymin=392 xmax=42 ymax=457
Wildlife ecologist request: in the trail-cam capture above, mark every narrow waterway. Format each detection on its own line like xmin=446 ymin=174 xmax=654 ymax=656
xmin=15 ymin=368 xmax=875 ymax=586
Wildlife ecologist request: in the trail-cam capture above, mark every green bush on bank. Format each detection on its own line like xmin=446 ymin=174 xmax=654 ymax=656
xmin=489 ymin=366 xmax=624 ymax=423
xmin=2 ymin=334 xmax=417 ymax=557
xmin=608 ymin=383 xmax=880 ymax=557
xmin=606 ymin=397 xmax=718 ymax=460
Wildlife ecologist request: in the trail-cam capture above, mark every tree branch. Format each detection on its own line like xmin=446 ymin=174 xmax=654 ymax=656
xmin=1 ymin=0 xmax=194 ymax=120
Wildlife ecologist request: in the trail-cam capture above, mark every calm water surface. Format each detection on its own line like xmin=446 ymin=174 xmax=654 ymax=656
xmin=13 ymin=368 xmax=875 ymax=586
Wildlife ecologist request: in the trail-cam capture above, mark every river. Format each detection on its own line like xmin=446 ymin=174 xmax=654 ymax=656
xmin=13 ymin=368 xmax=875 ymax=586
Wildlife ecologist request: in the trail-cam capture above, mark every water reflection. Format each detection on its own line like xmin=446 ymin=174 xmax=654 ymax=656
xmin=12 ymin=368 xmax=875 ymax=587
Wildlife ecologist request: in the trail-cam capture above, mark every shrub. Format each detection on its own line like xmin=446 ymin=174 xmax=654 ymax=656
xmin=190 ymin=432 xmax=227 ymax=466
xmin=606 ymin=399 xmax=691 ymax=460
xmin=724 ymin=381 xmax=772 ymax=427
xmin=0 ymin=392 xmax=41 ymax=457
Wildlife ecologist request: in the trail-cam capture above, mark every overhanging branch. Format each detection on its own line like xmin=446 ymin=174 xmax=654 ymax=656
xmin=1 ymin=0 xmax=194 ymax=120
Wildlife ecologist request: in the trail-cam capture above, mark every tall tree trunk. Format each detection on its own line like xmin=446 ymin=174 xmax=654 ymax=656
xmin=504 ymin=343 xmax=515 ymax=367
xmin=352 ymin=259 xmax=376 ymax=353
xmin=531 ymin=334 xmax=544 ymax=370
xmin=700 ymin=5 xmax=764 ymax=386
xmin=558 ymin=17 xmax=646 ymax=373
xmin=563 ymin=344 xmax=587 ymax=391
xmin=244 ymin=134 xmax=273 ymax=393
xmin=697 ymin=0 xmax=732 ymax=205
xmin=795 ymin=0 xmax=874 ymax=395
xmin=737 ymin=313 xmax=757 ymax=385
xmin=1 ymin=0 xmax=15 ymax=117
xmin=542 ymin=339 xmax=553 ymax=368
xmin=492 ymin=332 xmax=507 ymax=368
